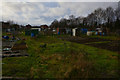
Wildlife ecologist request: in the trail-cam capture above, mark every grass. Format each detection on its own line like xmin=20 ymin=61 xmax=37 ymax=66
xmin=2 ymin=34 xmax=119 ymax=78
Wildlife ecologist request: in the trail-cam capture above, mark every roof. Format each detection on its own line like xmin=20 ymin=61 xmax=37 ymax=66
xmin=25 ymin=24 xmax=32 ymax=29
xmin=40 ymin=25 xmax=48 ymax=28
xmin=73 ymin=28 xmax=77 ymax=29
xmin=96 ymin=28 xmax=101 ymax=29
xmin=31 ymin=27 xmax=41 ymax=28
xmin=2 ymin=22 xmax=10 ymax=29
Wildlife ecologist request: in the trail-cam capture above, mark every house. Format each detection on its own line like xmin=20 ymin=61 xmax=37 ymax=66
xmin=3 ymin=23 xmax=17 ymax=32
xmin=2 ymin=22 xmax=11 ymax=32
xmin=2 ymin=22 xmax=20 ymax=33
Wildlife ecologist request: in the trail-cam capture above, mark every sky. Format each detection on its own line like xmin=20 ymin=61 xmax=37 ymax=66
xmin=0 ymin=0 xmax=119 ymax=26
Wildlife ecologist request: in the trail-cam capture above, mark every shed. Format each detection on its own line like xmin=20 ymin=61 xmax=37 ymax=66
xmin=25 ymin=29 xmax=39 ymax=36
xmin=81 ymin=28 xmax=88 ymax=34
xmin=66 ymin=28 xmax=72 ymax=34
xmin=31 ymin=27 xmax=41 ymax=31
xmin=96 ymin=28 xmax=102 ymax=33
xmin=87 ymin=31 xmax=93 ymax=36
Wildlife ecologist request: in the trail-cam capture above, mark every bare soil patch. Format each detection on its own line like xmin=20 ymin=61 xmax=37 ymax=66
xmin=60 ymin=36 xmax=119 ymax=52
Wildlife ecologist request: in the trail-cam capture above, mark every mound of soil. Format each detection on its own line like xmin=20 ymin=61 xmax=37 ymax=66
xmin=11 ymin=42 xmax=28 ymax=51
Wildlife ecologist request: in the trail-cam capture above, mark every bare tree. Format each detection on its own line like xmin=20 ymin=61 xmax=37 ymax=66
xmin=104 ymin=7 xmax=115 ymax=23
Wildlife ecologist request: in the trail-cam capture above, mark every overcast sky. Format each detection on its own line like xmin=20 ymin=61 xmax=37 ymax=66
xmin=1 ymin=1 xmax=119 ymax=26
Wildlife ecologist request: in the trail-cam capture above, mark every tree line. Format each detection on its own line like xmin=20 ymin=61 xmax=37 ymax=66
xmin=50 ymin=3 xmax=120 ymax=32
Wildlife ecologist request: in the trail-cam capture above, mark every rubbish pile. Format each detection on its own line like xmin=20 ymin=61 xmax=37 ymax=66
xmin=11 ymin=42 xmax=28 ymax=51
xmin=2 ymin=38 xmax=29 ymax=58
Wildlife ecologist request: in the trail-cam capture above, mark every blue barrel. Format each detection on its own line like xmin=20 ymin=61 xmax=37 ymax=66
xmin=58 ymin=32 xmax=60 ymax=35
xmin=31 ymin=33 xmax=34 ymax=37
xmin=99 ymin=32 xmax=102 ymax=36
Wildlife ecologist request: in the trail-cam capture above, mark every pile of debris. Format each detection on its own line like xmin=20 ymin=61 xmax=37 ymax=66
xmin=11 ymin=42 xmax=28 ymax=51
xmin=2 ymin=41 xmax=29 ymax=58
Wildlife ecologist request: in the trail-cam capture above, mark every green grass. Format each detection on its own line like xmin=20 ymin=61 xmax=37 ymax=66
xmin=2 ymin=57 xmax=30 ymax=77
xmin=2 ymin=34 xmax=119 ymax=78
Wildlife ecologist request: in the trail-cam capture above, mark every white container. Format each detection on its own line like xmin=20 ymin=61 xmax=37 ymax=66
xmin=87 ymin=31 xmax=92 ymax=36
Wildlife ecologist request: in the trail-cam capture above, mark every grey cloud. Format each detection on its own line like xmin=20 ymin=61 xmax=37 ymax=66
xmin=2 ymin=2 xmax=118 ymax=25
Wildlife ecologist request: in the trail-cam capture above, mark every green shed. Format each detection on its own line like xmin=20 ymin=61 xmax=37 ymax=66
xmin=25 ymin=29 xmax=39 ymax=36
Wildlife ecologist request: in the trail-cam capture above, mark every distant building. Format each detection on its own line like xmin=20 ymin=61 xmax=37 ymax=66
xmin=25 ymin=24 xmax=31 ymax=30
xmin=66 ymin=28 xmax=72 ymax=34
xmin=87 ymin=31 xmax=93 ymax=36
xmin=31 ymin=27 xmax=41 ymax=31
xmin=2 ymin=22 xmax=16 ymax=32
xmin=2 ymin=22 xmax=10 ymax=32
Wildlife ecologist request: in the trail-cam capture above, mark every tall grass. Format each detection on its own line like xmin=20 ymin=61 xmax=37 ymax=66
xmin=2 ymin=35 xmax=119 ymax=78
